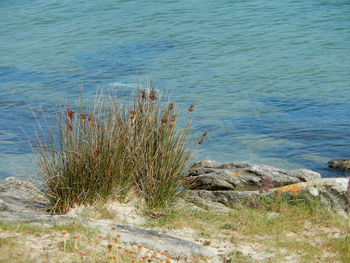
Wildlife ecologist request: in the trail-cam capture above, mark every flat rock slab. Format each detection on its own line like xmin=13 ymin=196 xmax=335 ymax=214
xmin=0 ymin=177 xmax=49 ymax=220
xmin=188 ymin=160 xmax=321 ymax=191
xmin=89 ymin=219 xmax=217 ymax=260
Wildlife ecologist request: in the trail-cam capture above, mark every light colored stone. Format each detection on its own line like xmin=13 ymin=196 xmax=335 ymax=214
xmin=0 ymin=177 xmax=49 ymax=219
xmin=188 ymin=160 xmax=321 ymax=191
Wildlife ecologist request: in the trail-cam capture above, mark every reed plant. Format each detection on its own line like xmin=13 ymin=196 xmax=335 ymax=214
xmin=131 ymin=89 xmax=192 ymax=210
xmin=35 ymin=87 xmax=195 ymax=213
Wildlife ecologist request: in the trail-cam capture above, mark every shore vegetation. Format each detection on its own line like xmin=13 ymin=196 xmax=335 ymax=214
xmin=35 ymin=87 xmax=195 ymax=213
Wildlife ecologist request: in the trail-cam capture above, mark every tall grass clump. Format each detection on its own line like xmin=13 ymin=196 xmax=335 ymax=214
xmin=132 ymin=89 xmax=193 ymax=210
xmin=35 ymin=87 xmax=196 ymax=213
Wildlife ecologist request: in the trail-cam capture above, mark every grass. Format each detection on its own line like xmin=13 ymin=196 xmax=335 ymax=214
xmin=0 ymin=221 xmax=185 ymax=263
xmin=0 ymin=197 xmax=349 ymax=262
xmin=35 ymin=87 xmax=198 ymax=213
xmin=144 ymin=198 xmax=350 ymax=263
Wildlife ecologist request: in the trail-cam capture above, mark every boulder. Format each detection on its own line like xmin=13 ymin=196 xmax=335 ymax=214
xmin=328 ymin=159 xmax=350 ymax=172
xmin=188 ymin=160 xmax=321 ymax=191
xmin=185 ymin=178 xmax=350 ymax=217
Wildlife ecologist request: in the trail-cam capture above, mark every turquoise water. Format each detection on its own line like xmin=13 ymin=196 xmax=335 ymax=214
xmin=1 ymin=0 xmax=350 ymax=178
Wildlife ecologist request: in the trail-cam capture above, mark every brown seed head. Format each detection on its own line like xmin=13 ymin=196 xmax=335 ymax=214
xmin=87 ymin=114 xmax=93 ymax=121
xmin=61 ymin=231 xmax=68 ymax=236
xmin=66 ymin=122 xmax=73 ymax=131
xmin=141 ymin=90 xmax=147 ymax=99
xmin=111 ymin=226 xmax=117 ymax=231
xmin=169 ymin=103 xmax=174 ymax=111
xmin=72 ymin=235 xmax=79 ymax=240
xmin=188 ymin=105 xmax=194 ymax=112
xmin=97 ymin=234 xmax=103 ymax=240
xmin=161 ymin=116 xmax=168 ymax=124
xmin=66 ymin=108 xmax=75 ymax=120
xmin=107 ymin=244 xmax=113 ymax=252
xmin=203 ymin=131 xmax=208 ymax=137
xmin=149 ymin=88 xmax=157 ymax=100
xmin=80 ymin=113 xmax=86 ymax=120
xmin=129 ymin=110 xmax=137 ymax=120
xmin=198 ymin=138 xmax=204 ymax=145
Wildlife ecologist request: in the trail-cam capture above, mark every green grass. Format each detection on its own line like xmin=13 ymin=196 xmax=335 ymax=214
xmin=0 ymin=221 xmax=43 ymax=235
xmin=144 ymin=198 xmax=350 ymax=262
xmin=323 ymin=236 xmax=350 ymax=262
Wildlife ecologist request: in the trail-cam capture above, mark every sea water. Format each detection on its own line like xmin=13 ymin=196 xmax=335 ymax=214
xmin=1 ymin=0 xmax=350 ymax=178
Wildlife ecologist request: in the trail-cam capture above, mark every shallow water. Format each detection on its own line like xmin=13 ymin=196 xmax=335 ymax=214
xmin=1 ymin=0 xmax=350 ymax=178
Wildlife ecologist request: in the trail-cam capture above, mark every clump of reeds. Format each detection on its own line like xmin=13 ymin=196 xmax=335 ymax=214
xmin=35 ymin=87 xmax=199 ymax=213
xmin=132 ymin=89 xmax=192 ymax=210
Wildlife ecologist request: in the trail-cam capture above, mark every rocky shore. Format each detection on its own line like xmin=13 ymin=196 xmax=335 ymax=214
xmin=0 ymin=161 xmax=349 ymax=262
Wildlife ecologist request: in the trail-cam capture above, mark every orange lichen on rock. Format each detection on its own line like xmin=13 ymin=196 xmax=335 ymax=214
xmin=280 ymin=184 xmax=307 ymax=196
xmin=231 ymin=172 xmax=241 ymax=177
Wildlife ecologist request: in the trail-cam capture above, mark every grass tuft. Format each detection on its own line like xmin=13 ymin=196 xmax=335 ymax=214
xmin=35 ymin=87 xmax=196 ymax=213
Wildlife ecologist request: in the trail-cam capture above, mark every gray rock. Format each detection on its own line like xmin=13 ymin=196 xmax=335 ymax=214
xmin=0 ymin=177 xmax=49 ymax=219
xmin=296 ymin=178 xmax=350 ymax=217
xmin=328 ymin=159 xmax=350 ymax=172
xmin=185 ymin=178 xmax=350 ymax=217
xmin=188 ymin=160 xmax=321 ymax=191
xmin=185 ymin=189 xmax=261 ymax=209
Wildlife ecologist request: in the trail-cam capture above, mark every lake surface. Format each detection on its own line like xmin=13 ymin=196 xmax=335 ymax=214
xmin=1 ymin=0 xmax=350 ymax=178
